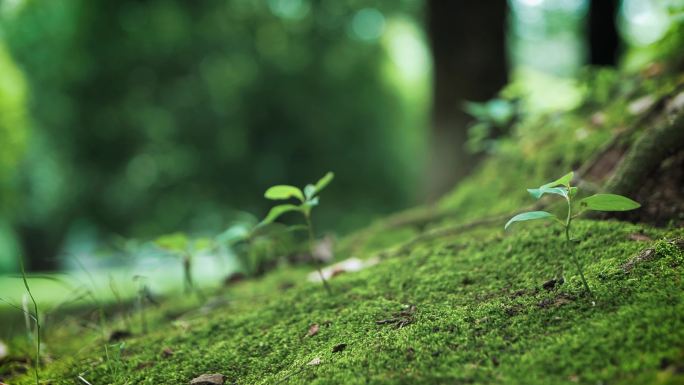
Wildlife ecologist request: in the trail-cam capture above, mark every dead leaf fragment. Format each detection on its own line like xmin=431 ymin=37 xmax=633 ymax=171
xmin=161 ymin=347 xmax=174 ymax=358
xmin=190 ymin=373 xmax=225 ymax=385
xmin=332 ymin=343 xmax=347 ymax=353
xmin=307 ymin=357 xmax=322 ymax=366
xmin=628 ymin=233 xmax=652 ymax=242
xmin=308 ymin=257 xmax=380 ymax=282
xmin=622 ymin=248 xmax=656 ymax=273
xmin=375 ymin=304 xmax=416 ymax=328
xmin=306 ymin=323 xmax=320 ymax=337
xmin=542 ymin=277 xmax=563 ymax=291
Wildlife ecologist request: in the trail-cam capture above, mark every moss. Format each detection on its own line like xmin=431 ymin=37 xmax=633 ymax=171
xmin=8 ymin=220 xmax=684 ymax=385
xmin=7 ymin=63 xmax=684 ymax=385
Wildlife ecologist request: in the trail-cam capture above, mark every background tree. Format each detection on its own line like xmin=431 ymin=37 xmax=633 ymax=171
xmin=588 ymin=0 xmax=620 ymax=66
xmin=426 ymin=1 xmax=508 ymax=199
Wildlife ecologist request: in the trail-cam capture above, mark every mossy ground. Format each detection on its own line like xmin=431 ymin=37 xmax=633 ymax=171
xmin=6 ymin=220 xmax=684 ymax=385
xmin=5 ymin=68 xmax=684 ymax=384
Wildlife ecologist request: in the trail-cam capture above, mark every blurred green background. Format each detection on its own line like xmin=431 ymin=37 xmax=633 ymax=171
xmin=0 ymin=0 xmax=679 ymax=301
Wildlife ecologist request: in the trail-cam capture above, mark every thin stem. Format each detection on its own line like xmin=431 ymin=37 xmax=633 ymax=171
xmin=305 ymin=214 xmax=332 ymax=295
xmin=565 ymin=197 xmax=592 ymax=297
xmin=183 ymin=254 xmax=193 ymax=295
xmin=19 ymin=258 xmax=40 ymax=385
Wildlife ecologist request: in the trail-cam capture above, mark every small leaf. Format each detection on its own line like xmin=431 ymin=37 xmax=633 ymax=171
xmin=313 ymin=172 xmax=334 ymax=194
xmin=306 ymin=323 xmax=320 ymax=337
xmin=264 ymin=185 xmax=304 ymax=202
xmin=505 ymin=211 xmax=556 ymax=230
xmin=216 ymin=224 xmax=251 ymax=245
xmin=260 ymin=204 xmax=302 ymax=226
xmin=541 ymin=171 xmax=574 ymax=189
xmin=580 ymin=194 xmax=641 ymax=211
xmin=304 ymin=184 xmax=316 ymax=200
xmin=154 ymin=233 xmax=189 ymax=252
xmin=527 ymin=186 xmax=568 ymax=200
xmin=192 ymin=238 xmax=213 ymax=251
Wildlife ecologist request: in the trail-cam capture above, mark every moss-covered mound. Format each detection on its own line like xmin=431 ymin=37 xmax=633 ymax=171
xmin=6 ymin=48 xmax=684 ymax=385
xmin=8 ymin=220 xmax=684 ymax=385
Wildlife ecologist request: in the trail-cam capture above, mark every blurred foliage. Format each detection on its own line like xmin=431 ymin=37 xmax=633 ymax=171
xmin=0 ymin=0 xmax=427 ymax=269
xmin=0 ymin=39 xmax=28 ymax=206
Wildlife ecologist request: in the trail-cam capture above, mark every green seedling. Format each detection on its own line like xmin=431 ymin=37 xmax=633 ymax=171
xmin=216 ymin=214 xmax=296 ymax=277
xmin=505 ymin=171 xmax=640 ymax=296
xmin=19 ymin=258 xmax=41 ymax=385
xmin=154 ymin=233 xmax=212 ymax=295
xmin=261 ymin=171 xmax=334 ymax=294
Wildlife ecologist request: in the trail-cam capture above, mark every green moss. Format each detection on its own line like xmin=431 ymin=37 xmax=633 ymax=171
xmin=8 ymin=220 xmax=683 ymax=385
xmin=7 ymin=61 xmax=684 ymax=385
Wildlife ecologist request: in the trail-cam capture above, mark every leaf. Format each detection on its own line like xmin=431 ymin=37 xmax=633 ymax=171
xmin=216 ymin=224 xmax=251 ymax=245
xmin=527 ymin=186 xmax=568 ymax=200
xmin=306 ymin=323 xmax=320 ymax=337
xmin=307 ymin=357 xmax=322 ymax=366
xmin=580 ymin=194 xmax=641 ymax=211
xmin=304 ymin=184 xmax=316 ymax=200
xmin=313 ymin=172 xmax=334 ymax=195
xmin=192 ymin=238 xmax=213 ymax=251
xmin=154 ymin=233 xmax=189 ymax=252
xmin=541 ymin=171 xmax=574 ymax=189
xmin=264 ymin=185 xmax=304 ymax=202
xmin=189 ymin=373 xmax=225 ymax=385
xmin=260 ymin=204 xmax=302 ymax=226
xmin=504 ymin=211 xmax=556 ymax=230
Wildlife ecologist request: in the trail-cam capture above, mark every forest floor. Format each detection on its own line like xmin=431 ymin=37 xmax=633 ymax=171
xmin=3 ymin=67 xmax=684 ymax=384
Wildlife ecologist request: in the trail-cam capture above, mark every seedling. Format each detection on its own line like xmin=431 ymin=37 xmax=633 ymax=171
xmin=505 ymin=171 xmax=640 ymax=296
xmin=260 ymin=171 xmax=334 ymax=294
xmin=216 ymin=215 xmax=295 ymax=277
xmin=19 ymin=258 xmax=41 ymax=385
xmin=154 ymin=233 xmax=212 ymax=295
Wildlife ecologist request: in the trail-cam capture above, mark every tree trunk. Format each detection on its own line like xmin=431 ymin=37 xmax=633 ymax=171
xmin=426 ymin=0 xmax=508 ymax=200
xmin=16 ymin=225 xmax=66 ymax=271
xmin=588 ymin=0 xmax=620 ymax=66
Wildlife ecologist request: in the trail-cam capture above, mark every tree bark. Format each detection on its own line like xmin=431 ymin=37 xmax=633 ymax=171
xmin=426 ymin=0 xmax=508 ymax=200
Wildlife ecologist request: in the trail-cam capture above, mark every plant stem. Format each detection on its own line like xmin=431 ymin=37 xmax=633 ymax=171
xmin=565 ymin=198 xmax=592 ymax=297
xmin=19 ymin=258 xmax=40 ymax=385
xmin=183 ymin=254 xmax=193 ymax=295
xmin=305 ymin=214 xmax=332 ymax=295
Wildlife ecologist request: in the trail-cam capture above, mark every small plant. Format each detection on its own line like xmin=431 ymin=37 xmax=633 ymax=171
xmin=463 ymin=98 xmax=520 ymax=154
xmin=154 ymin=233 xmax=212 ymax=295
xmin=505 ymin=171 xmax=640 ymax=296
xmin=19 ymin=258 xmax=41 ymax=385
xmin=261 ymin=171 xmax=334 ymax=294
xmin=216 ymin=214 xmax=295 ymax=277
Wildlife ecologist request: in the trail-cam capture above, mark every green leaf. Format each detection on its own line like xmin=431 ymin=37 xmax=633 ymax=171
xmin=527 ymin=186 xmax=568 ymax=200
xmin=193 ymin=238 xmax=213 ymax=251
xmin=313 ymin=172 xmax=334 ymax=194
xmin=264 ymin=185 xmax=304 ymax=202
xmin=154 ymin=233 xmax=189 ymax=252
xmin=505 ymin=211 xmax=556 ymax=230
xmin=304 ymin=184 xmax=316 ymax=200
xmin=541 ymin=171 xmax=574 ymax=189
xmin=580 ymin=194 xmax=641 ymax=212
xmin=527 ymin=172 xmax=574 ymax=200
xmin=217 ymin=224 xmax=251 ymax=245
xmin=260 ymin=204 xmax=302 ymax=226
